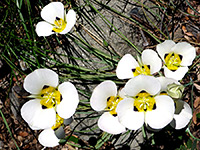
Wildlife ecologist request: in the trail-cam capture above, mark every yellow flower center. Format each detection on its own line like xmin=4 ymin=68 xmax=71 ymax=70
xmin=132 ymin=65 xmax=151 ymax=76
xmin=106 ymin=96 xmax=123 ymax=116
xmin=40 ymin=86 xmax=62 ymax=109
xmin=52 ymin=17 xmax=67 ymax=33
xmin=134 ymin=91 xmax=156 ymax=112
xmin=51 ymin=114 xmax=64 ymax=130
xmin=164 ymin=52 xmax=182 ymax=71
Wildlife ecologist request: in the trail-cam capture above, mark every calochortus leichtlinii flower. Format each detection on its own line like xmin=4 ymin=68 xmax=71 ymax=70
xmin=36 ymin=2 xmax=76 ymax=37
xmin=21 ymin=68 xmax=79 ymax=130
xmin=116 ymin=75 xmax=175 ymax=130
xmin=90 ymin=80 xmax=126 ymax=134
xmin=156 ymin=40 xmax=196 ymax=80
xmin=157 ymin=77 xmax=192 ymax=129
xmin=38 ymin=114 xmax=66 ymax=147
xmin=116 ymin=49 xmax=162 ymax=79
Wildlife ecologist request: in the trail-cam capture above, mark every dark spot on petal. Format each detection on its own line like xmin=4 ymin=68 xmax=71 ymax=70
xmin=133 ymin=106 xmax=139 ymax=111
xmin=171 ymin=53 xmax=175 ymax=56
xmin=147 ymin=65 xmax=150 ymax=70
xmin=107 ymin=97 xmax=111 ymax=102
xmin=53 ymin=127 xmax=58 ymax=131
xmin=170 ymin=69 xmax=177 ymax=72
xmin=179 ymin=54 xmax=183 ymax=60
xmin=107 ymin=107 xmax=110 ymax=109
xmin=60 ymin=95 xmax=63 ymax=102
xmin=41 ymin=94 xmax=44 ymax=97
xmin=56 ymin=17 xmax=60 ymax=20
xmin=42 ymin=105 xmax=48 ymax=109
xmin=135 ymin=96 xmax=139 ymax=98
xmin=52 ymin=30 xmax=55 ymax=32
xmin=144 ymin=108 xmax=147 ymax=111
xmin=112 ymin=114 xmax=117 ymax=117
xmin=164 ymin=53 xmax=168 ymax=59
xmin=42 ymin=85 xmax=49 ymax=90
xmin=132 ymin=68 xmax=136 ymax=72
xmin=153 ymin=104 xmax=157 ymax=110
xmin=140 ymin=90 xmax=146 ymax=93
xmin=142 ymin=65 xmax=144 ymax=68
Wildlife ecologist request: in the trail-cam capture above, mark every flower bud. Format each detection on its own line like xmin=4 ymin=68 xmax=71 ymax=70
xmin=167 ymin=83 xmax=185 ymax=99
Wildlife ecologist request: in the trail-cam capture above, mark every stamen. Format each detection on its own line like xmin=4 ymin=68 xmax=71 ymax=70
xmin=134 ymin=91 xmax=156 ymax=112
xmin=40 ymin=86 xmax=61 ymax=109
xmin=164 ymin=52 xmax=182 ymax=71
xmin=106 ymin=96 xmax=123 ymax=116
xmin=132 ymin=65 xmax=151 ymax=76
xmin=52 ymin=17 xmax=67 ymax=33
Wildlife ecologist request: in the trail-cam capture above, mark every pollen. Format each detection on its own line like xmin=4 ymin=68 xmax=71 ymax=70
xmin=40 ymin=86 xmax=61 ymax=109
xmin=52 ymin=17 xmax=67 ymax=33
xmin=106 ymin=96 xmax=123 ymax=116
xmin=133 ymin=91 xmax=156 ymax=112
xmin=51 ymin=114 xmax=64 ymax=130
xmin=164 ymin=52 xmax=182 ymax=71
xmin=132 ymin=65 xmax=151 ymax=76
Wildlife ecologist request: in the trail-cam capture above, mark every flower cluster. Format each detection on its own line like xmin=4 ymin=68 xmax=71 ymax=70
xmin=21 ymin=68 xmax=79 ymax=147
xmin=90 ymin=40 xmax=196 ymax=134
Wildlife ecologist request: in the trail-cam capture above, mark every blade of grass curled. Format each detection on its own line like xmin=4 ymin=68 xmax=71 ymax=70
xmin=0 ymin=109 xmax=20 ymax=150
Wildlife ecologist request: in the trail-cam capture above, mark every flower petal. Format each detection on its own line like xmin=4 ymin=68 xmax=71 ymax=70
xmin=56 ymin=82 xmax=79 ymax=119
xmin=90 ymin=80 xmax=117 ymax=111
xmin=145 ymin=95 xmax=175 ymax=129
xmin=35 ymin=21 xmax=54 ymax=37
xmin=98 ymin=112 xmax=126 ymax=134
xmin=164 ymin=66 xmax=188 ymax=80
xmin=156 ymin=40 xmax=176 ymax=61
xmin=122 ymin=75 xmax=161 ymax=96
xmin=21 ymin=99 xmax=56 ymax=130
xmin=170 ymin=100 xmax=192 ymax=129
xmin=171 ymin=42 xmax=196 ymax=66
xmin=38 ymin=128 xmax=60 ymax=147
xmin=116 ymin=98 xmax=144 ymax=130
xmin=41 ymin=2 xmax=64 ymax=24
xmin=116 ymin=54 xmax=139 ymax=79
xmin=23 ymin=68 xmax=59 ymax=94
xmin=60 ymin=9 xmax=76 ymax=34
xmin=157 ymin=76 xmax=179 ymax=92
xmin=142 ymin=49 xmax=162 ymax=74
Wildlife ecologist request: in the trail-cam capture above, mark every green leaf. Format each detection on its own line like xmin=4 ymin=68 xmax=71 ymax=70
xmin=196 ymin=113 xmax=200 ymax=118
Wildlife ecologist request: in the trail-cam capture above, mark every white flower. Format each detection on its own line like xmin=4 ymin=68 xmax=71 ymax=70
xmin=116 ymin=49 xmax=162 ymax=79
xmin=116 ymin=75 xmax=175 ymax=130
xmin=36 ymin=2 xmax=76 ymax=37
xmin=157 ymin=77 xmax=192 ymax=129
xmin=90 ymin=81 xmax=126 ymax=134
xmin=156 ymin=40 xmax=196 ymax=80
xmin=21 ymin=68 xmax=79 ymax=130
xmin=38 ymin=114 xmax=65 ymax=147
xmin=170 ymin=100 xmax=192 ymax=129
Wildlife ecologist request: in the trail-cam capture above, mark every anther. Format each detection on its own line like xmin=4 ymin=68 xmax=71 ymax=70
xmin=42 ymin=105 xmax=48 ymax=109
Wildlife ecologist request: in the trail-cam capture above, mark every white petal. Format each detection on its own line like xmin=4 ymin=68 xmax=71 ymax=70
xmin=60 ymin=9 xmax=76 ymax=34
xmin=156 ymin=40 xmax=176 ymax=61
xmin=145 ymin=95 xmax=175 ymax=129
xmin=56 ymin=82 xmax=79 ymax=119
xmin=23 ymin=68 xmax=59 ymax=94
xmin=90 ymin=80 xmax=117 ymax=111
xmin=116 ymin=98 xmax=144 ymax=130
xmin=21 ymin=99 xmax=56 ymax=130
xmin=41 ymin=2 xmax=64 ymax=24
xmin=116 ymin=54 xmax=139 ymax=79
xmin=38 ymin=128 xmax=60 ymax=147
xmin=142 ymin=49 xmax=162 ymax=74
xmin=35 ymin=21 xmax=54 ymax=37
xmin=157 ymin=76 xmax=179 ymax=92
xmin=123 ymin=75 xmax=161 ymax=97
xmin=98 ymin=112 xmax=126 ymax=134
xmin=171 ymin=100 xmax=192 ymax=129
xmin=164 ymin=66 xmax=188 ymax=80
xmin=172 ymin=42 xmax=196 ymax=66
